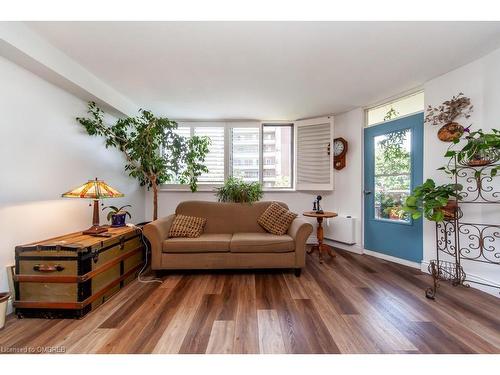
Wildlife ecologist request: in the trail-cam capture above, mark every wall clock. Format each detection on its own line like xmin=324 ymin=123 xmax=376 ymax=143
xmin=333 ymin=137 xmax=348 ymax=170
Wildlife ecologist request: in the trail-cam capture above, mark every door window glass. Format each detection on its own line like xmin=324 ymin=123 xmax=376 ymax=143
xmin=373 ymin=129 xmax=411 ymax=222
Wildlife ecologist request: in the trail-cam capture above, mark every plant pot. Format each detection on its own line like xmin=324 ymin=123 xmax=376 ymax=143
xmin=466 ymin=149 xmax=499 ymax=167
xmin=0 ymin=292 xmax=11 ymax=330
xmin=441 ymin=199 xmax=459 ymax=220
xmin=467 ymin=157 xmax=493 ymax=167
xmin=388 ymin=207 xmax=402 ymax=220
xmin=111 ymin=213 xmax=127 ymax=227
xmin=437 ymin=122 xmax=464 ymax=142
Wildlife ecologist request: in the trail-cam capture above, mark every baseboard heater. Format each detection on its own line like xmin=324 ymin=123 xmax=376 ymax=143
xmin=324 ymin=216 xmax=356 ymax=245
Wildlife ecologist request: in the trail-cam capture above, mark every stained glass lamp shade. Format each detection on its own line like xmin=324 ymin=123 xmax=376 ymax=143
xmin=62 ymin=178 xmax=124 ymax=235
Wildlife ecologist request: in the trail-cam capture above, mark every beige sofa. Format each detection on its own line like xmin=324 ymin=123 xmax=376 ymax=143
xmin=143 ymin=201 xmax=313 ymax=276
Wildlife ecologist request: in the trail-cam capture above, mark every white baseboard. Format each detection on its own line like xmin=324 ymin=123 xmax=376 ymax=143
xmin=420 ymin=260 xmax=500 ymax=297
xmin=363 ymin=249 xmax=421 ymax=269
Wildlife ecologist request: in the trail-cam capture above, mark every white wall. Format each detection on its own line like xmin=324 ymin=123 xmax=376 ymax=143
xmin=0 ymin=22 xmax=138 ymax=117
xmin=330 ymin=108 xmax=364 ymax=249
xmin=423 ymin=47 xmax=500 ymax=292
xmin=0 ymin=56 xmax=145 ymax=313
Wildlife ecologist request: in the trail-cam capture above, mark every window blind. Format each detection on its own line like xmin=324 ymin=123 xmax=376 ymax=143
xmin=194 ymin=127 xmax=225 ymax=184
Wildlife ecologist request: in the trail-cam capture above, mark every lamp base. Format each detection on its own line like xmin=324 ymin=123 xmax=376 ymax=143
xmin=82 ymin=226 xmax=108 ymax=235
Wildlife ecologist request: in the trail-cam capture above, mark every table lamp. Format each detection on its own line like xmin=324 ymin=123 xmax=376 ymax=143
xmin=62 ymin=178 xmax=124 ymax=235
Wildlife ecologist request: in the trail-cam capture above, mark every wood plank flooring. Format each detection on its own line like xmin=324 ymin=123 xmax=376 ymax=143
xmin=1 ymin=248 xmax=499 ymax=354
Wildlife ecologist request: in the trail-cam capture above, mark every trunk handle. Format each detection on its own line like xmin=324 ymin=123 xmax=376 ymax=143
xmin=33 ymin=264 xmax=65 ymax=273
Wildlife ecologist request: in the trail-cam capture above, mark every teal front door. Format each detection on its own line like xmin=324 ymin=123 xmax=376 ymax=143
xmin=363 ymin=113 xmax=424 ymax=263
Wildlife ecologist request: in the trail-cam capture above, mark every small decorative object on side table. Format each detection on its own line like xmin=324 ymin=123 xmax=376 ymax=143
xmin=62 ymin=178 xmax=124 ymax=235
xmin=303 ymin=211 xmax=338 ymax=263
xmin=103 ymin=205 xmax=132 ymax=227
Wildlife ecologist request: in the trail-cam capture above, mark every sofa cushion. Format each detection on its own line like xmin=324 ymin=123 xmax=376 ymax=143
xmin=168 ymin=214 xmax=207 ymax=238
xmin=230 ymin=232 xmax=295 ymax=253
xmin=163 ymin=233 xmax=232 ymax=253
xmin=257 ymin=202 xmax=297 ymax=235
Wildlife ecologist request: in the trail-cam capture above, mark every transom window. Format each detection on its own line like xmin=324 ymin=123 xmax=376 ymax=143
xmin=366 ymin=91 xmax=424 ymax=127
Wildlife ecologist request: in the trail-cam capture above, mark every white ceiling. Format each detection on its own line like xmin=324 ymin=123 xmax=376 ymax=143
xmin=26 ymin=21 xmax=500 ymax=120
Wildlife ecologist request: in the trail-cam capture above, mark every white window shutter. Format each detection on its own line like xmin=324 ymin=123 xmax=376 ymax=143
xmin=294 ymin=116 xmax=334 ymax=191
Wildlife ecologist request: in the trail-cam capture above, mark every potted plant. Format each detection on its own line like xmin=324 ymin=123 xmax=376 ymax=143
xmin=439 ymin=129 xmax=500 ymax=178
xmin=403 ymin=179 xmax=463 ymax=222
xmin=77 ymin=102 xmax=211 ymax=221
xmin=425 ymin=93 xmax=473 ymax=142
xmin=384 ymin=205 xmax=405 ymax=220
xmin=214 ymin=177 xmax=264 ymax=203
xmin=457 ymin=129 xmax=500 ymax=167
xmin=103 ymin=205 xmax=132 ymax=227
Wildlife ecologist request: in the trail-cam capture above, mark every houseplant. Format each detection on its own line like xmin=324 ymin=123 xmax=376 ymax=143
xmin=103 ymin=205 xmax=132 ymax=227
xmin=425 ymin=93 xmax=473 ymax=142
xmin=214 ymin=177 xmax=263 ymax=203
xmin=402 ymin=179 xmax=463 ymax=222
xmin=439 ymin=129 xmax=500 ymax=178
xmin=377 ymin=193 xmax=404 ymax=220
xmin=77 ymin=102 xmax=211 ymax=220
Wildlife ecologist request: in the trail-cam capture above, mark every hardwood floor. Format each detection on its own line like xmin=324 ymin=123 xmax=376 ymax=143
xmin=1 ymin=248 xmax=499 ymax=354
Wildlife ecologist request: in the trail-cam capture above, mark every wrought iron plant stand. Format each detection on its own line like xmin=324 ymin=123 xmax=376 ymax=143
xmin=426 ymin=159 xmax=500 ymax=299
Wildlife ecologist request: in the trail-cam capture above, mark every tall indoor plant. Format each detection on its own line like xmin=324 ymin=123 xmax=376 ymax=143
xmin=77 ymin=102 xmax=211 ymax=220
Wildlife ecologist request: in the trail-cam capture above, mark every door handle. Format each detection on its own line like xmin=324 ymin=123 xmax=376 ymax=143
xmin=364 ymin=190 xmax=372 ymax=195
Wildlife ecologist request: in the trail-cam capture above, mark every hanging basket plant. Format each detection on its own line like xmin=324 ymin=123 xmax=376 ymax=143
xmin=425 ymin=93 xmax=473 ymax=142
xmin=439 ymin=129 xmax=500 ymax=178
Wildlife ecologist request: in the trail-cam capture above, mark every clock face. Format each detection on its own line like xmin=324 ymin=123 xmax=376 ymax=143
xmin=333 ymin=140 xmax=345 ymax=156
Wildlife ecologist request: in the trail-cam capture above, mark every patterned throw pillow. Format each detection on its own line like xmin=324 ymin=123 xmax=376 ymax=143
xmin=257 ymin=202 xmax=298 ymax=235
xmin=168 ymin=214 xmax=207 ymax=238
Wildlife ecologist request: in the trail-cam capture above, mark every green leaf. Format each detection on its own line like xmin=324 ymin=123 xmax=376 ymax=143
xmin=405 ymin=196 xmax=417 ymax=207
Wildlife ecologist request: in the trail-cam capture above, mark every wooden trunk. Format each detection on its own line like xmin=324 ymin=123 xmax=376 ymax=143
xmin=13 ymin=226 xmax=144 ymax=319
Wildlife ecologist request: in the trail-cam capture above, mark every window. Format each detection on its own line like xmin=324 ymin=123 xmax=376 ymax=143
xmin=169 ymin=123 xmax=225 ymax=185
xmin=366 ymin=91 xmax=424 ymax=127
xmin=162 ymin=122 xmax=294 ymax=190
xmin=261 ymin=124 xmax=293 ymax=188
xmin=194 ymin=127 xmax=225 ymax=184
xmin=231 ymin=127 xmax=260 ymax=182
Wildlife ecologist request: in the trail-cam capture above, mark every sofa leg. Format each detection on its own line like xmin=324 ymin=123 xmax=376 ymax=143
xmin=294 ymin=268 xmax=302 ymax=277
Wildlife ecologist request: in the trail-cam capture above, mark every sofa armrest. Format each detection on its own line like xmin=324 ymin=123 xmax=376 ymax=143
xmin=143 ymin=214 xmax=175 ymax=269
xmin=288 ymin=218 xmax=313 ymax=268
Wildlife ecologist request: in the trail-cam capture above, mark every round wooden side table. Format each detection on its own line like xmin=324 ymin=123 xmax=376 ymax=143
xmin=303 ymin=211 xmax=338 ymax=263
